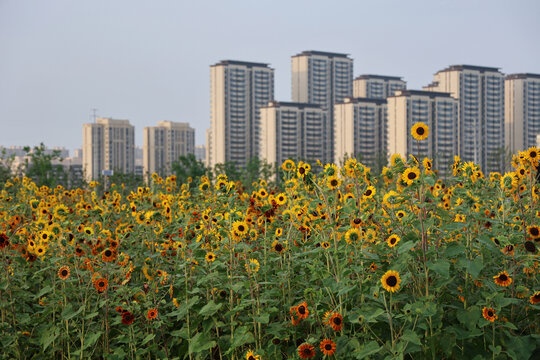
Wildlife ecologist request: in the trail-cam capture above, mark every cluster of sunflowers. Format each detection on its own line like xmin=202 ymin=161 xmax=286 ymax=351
xmin=1 ymin=124 xmax=539 ymax=358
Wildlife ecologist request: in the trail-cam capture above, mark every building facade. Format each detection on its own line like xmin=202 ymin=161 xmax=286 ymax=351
xmin=505 ymin=73 xmax=540 ymax=156
xmin=334 ymin=97 xmax=387 ymax=170
xmin=387 ymin=90 xmax=458 ymax=176
xmin=207 ymin=60 xmax=274 ymax=168
xmin=143 ymin=121 xmax=195 ymax=177
xmin=259 ymin=101 xmax=328 ymax=167
xmin=291 ymin=51 xmax=353 ymax=160
xmin=424 ymin=65 xmax=505 ymax=173
xmin=82 ymin=117 xmax=135 ymax=180
xmin=353 ymin=75 xmax=406 ymax=99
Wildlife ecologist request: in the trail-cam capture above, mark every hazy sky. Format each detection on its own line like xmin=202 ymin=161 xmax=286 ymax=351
xmin=1 ymin=0 xmax=539 ymax=153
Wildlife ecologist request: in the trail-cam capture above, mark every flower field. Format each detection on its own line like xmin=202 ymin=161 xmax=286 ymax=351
xmin=1 ymin=148 xmax=540 ymax=359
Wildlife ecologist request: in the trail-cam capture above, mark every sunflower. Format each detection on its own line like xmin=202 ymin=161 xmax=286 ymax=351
xmin=297 ymin=343 xmax=316 ymax=359
xmin=493 ymin=271 xmax=512 ymax=287
xmin=245 ymin=350 xmax=261 ymax=360
xmin=245 ymin=259 xmax=260 ymax=273
xmin=345 ymin=228 xmax=362 ymax=244
xmin=396 ymin=210 xmax=406 ymax=220
xmin=295 ymin=302 xmax=309 ymax=320
xmin=275 ymin=193 xmax=287 ymax=205
xmin=387 ymin=234 xmax=400 ymax=248
xmin=370 ymin=262 xmax=377 ymax=271
xmin=526 ymin=147 xmax=539 ymax=164
xmin=363 ymin=186 xmax=376 ymax=199
xmin=530 ymin=291 xmax=540 ymax=305
xmin=326 ymin=176 xmax=341 ymax=190
xmin=527 ymin=225 xmax=540 ymax=239
xmin=321 ymin=241 xmax=330 ymax=249
xmin=482 ymin=307 xmax=497 ymax=322
xmin=381 ymin=270 xmax=401 ymax=293
xmin=297 ymin=162 xmax=310 ymax=178
xmin=94 ymin=277 xmax=108 ymax=293
xmin=411 ymin=122 xmax=429 ymax=140
xmin=58 ymin=266 xmax=70 ymax=280
xmin=320 ymin=339 xmax=336 ymax=356
xmin=402 ymin=167 xmax=421 ymax=185
xmin=272 ymin=240 xmax=284 ymax=254
xmin=281 ymin=159 xmax=295 ymax=172
xmin=275 ymin=227 xmax=283 ymax=237
xmin=121 ymin=311 xmax=134 ymax=325
xmin=205 ymin=252 xmax=216 ymax=262
xmin=83 ymin=227 xmax=93 ymax=236
xmin=524 ymin=241 xmax=536 ymax=253
xmin=102 ymin=248 xmax=116 ymax=262
xmin=232 ymin=221 xmax=249 ymax=236
xmin=147 ymin=308 xmax=158 ymax=320
xmin=0 ymin=233 xmax=10 ymax=249
xmin=329 ymin=312 xmax=343 ymax=331
xmin=35 ymin=245 xmax=46 ymax=257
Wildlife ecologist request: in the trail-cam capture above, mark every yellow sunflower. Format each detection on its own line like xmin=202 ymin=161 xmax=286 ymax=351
xmin=402 ymin=167 xmax=421 ymax=186
xmin=381 ymin=270 xmax=401 ymax=292
xmin=411 ymin=122 xmax=429 ymax=140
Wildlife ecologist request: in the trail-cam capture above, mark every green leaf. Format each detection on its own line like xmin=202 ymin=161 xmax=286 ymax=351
xmin=82 ymin=331 xmax=102 ymax=350
xmin=398 ymin=241 xmax=415 ymax=254
xmin=401 ymin=329 xmax=421 ymax=345
xmin=189 ymin=332 xmax=216 ymax=354
xmin=41 ymin=326 xmax=59 ymax=351
xmin=199 ymin=300 xmax=223 ymax=317
xmin=427 ymin=260 xmax=450 ymax=278
xmin=141 ymin=333 xmax=155 ymax=346
xmin=254 ymin=313 xmax=269 ymax=324
xmin=355 ymin=340 xmax=381 ymax=359
xmin=35 ymin=285 xmax=53 ymax=300
xmin=229 ymin=326 xmax=255 ymax=350
xmin=444 ymin=243 xmax=465 ymax=257
xmin=61 ymin=304 xmax=84 ymax=321
xmin=459 ymin=257 xmax=483 ymax=279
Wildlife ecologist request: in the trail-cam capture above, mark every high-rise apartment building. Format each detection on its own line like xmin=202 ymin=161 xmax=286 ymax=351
xmin=143 ymin=121 xmax=195 ymax=177
xmin=82 ymin=117 xmax=135 ymax=180
xmin=291 ymin=51 xmax=353 ymax=159
xmin=505 ymin=73 xmax=540 ymax=156
xmin=388 ymin=90 xmax=458 ymax=176
xmin=353 ymin=75 xmax=406 ymax=99
xmin=424 ymin=65 xmax=505 ymax=173
xmin=259 ymin=101 xmax=328 ymax=167
xmin=334 ymin=97 xmax=387 ymax=170
xmin=208 ymin=60 xmax=274 ymax=168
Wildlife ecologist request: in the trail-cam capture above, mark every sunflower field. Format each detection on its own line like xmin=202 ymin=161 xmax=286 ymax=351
xmin=1 ymin=145 xmax=540 ymax=359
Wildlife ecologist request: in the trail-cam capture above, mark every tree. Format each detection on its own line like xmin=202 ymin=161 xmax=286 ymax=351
xmin=0 ymin=149 xmax=15 ymax=184
xmin=22 ymin=143 xmax=65 ymax=187
xmin=171 ymin=154 xmax=208 ymax=187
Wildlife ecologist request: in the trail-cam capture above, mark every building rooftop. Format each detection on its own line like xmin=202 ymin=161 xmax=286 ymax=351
xmin=435 ymin=64 xmax=501 ymax=74
xmin=212 ymin=60 xmax=271 ymax=68
xmin=263 ymin=101 xmax=323 ymax=109
xmin=340 ymin=97 xmax=387 ymax=105
xmin=292 ymin=50 xmax=351 ymax=58
xmin=505 ymin=73 xmax=540 ymax=80
xmin=354 ymin=74 xmax=403 ymax=81
xmin=391 ymin=89 xmax=453 ymax=98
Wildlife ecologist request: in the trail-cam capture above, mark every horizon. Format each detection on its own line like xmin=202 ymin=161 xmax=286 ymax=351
xmin=1 ymin=0 xmax=539 ymax=153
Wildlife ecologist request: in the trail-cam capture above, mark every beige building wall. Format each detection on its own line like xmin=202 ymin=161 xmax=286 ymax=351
xmin=208 ymin=60 xmax=274 ymax=168
xmin=353 ymin=75 xmax=406 ymax=99
xmin=334 ymin=97 xmax=387 ymax=170
xmin=505 ymin=74 xmax=540 ymax=155
xmin=143 ymin=121 xmax=195 ymax=178
xmin=82 ymin=118 xmax=135 ymax=180
xmin=259 ymin=101 xmax=327 ymax=167
xmin=424 ymin=65 xmax=504 ymax=173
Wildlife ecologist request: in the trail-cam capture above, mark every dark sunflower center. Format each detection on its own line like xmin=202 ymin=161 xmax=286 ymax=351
xmin=331 ymin=180 xmax=338 ymax=187
xmin=354 ymin=219 xmax=361 ymax=224
xmin=386 ymin=276 xmax=397 ymax=287
xmin=530 ymin=227 xmax=539 ymax=236
xmin=238 ymin=225 xmax=245 ymax=232
xmin=299 ymin=168 xmax=305 ymax=174
xmin=416 ymin=127 xmax=425 ymax=135
xmin=350 ymin=233 xmax=358 ymax=240
xmin=302 ymin=349 xmax=312 ymax=355
xmin=248 ymin=357 xmax=255 ymax=360
xmin=325 ymin=344 xmax=332 ymax=350
xmin=365 ymin=190 xmax=372 ymax=196
xmin=61 ymin=270 xmax=68 ymax=276
xmin=499 ymin=274 xmax=508 ymax=281
xmin=333 ymin=317 xmax=342 ymax=325
xmin=390 ymin=238 xmax=396 ymax=244
xmin=408 ymin=172 xmax=416 ymax=180
xmin=275 ymin=244 xmax=283 ymax=252
xmin=105 ymin=250 xmax=112 ymax=257
xmin=488 ymin=310 xmax=493 ymax=317
xmin=298 ymin=305 xmax=306 ymax=314
xmin=99 ymin=281 xmax=105 ymax=287
xmin=530 ymin=151 xmax=537 ymax=158
xmin=42 ymin=234 xmax=47 ymax=239
xmin=398 ymin=212 xmax=404 ymax=218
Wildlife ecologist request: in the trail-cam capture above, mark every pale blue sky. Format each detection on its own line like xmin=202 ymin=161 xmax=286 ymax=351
xmin=1 ymin=0 xmax=539 ymax=152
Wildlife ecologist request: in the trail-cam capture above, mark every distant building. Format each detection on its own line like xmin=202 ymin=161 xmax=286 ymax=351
xmin=334 ymin=97 xmax=387 ymax=170
xmin=195 ymin=145 xmax=206 ymax=162
xmin=505 ymin=73 xmax=540 ymax=155
xmin=207 ymin=60 xmax=274 ymax=168
xmin=424 ymin=65 xmax=505 ymax=173
xmin=292 ymin=51 xmax=353 ymax=160
xmin=259 ymin=101 xmax=328 ymax=167
xmin=387 ymin=90 xmax=458 ymax=176
xmin=143 ymin=121 xmax=195 ymax=177
xmin=82 ymin=117 xmax=135 ymax=181
xmin=353 ymin=75 xmax=406 ymax=99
